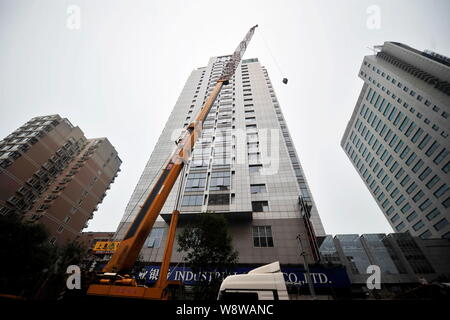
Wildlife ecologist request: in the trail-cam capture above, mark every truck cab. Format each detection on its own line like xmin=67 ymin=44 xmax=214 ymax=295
xmin=218 ymin=262 xmax=289 ymax=300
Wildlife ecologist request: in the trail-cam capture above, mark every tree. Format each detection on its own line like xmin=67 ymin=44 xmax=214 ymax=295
xmin=0 ymin=214 xmax=55 ymax=298
xmin=36 ymin=241 xmax=87 ymax=299
xmin=177 ymin=212 xmax=238 ymax=300
xmin=0 ymin=214 xmax=88 ymax=299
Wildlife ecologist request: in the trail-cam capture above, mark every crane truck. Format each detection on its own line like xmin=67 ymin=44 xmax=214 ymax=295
xmin=87 ymin=25 xmax=258 ymax=300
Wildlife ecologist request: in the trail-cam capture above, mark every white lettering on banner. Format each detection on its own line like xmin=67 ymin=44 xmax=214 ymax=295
xmin=141 ymin=266 xmax=336 ymax=286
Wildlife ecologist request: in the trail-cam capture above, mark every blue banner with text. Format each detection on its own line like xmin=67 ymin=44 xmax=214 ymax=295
xmin=136 ymin=265 xmax=351 ymax=288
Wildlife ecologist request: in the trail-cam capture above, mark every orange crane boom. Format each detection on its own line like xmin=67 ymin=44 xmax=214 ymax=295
xmin=87 ymin=25 xmax=258 ymax=299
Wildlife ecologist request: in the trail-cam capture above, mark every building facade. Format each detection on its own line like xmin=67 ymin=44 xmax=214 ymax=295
xmin=79 ymin=231 xmax=116 ymax=251
xmin=341 ymin=42 xmax=450 ymax=239
xmin=114 ymin=56 xmax=325 ymax=269
xmin=79 ymin=231 xmax=117 ymax=270
xmin=318 ymin=233 xmax=450 ymax=298
xmin=0 ymin=115 xmax=121 ymax=246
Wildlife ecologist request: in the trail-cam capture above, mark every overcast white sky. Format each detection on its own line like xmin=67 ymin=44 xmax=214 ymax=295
xmin=1 ymin=0 xmax=449 ymax=235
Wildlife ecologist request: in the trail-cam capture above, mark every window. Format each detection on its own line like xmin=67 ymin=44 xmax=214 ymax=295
xmin=386 ymin=206 xmax=394 ymax=215
xmin=434 ymin=218 xmax=448 ymax=231
xmin=443 ymin=197 xmax=450 ymax=208
xmin=413 ymin=220 xmax=425 ymax=231
xmin=418 ymin=230 xmax=431 ymax=239
xmin=443 ymin=162 xmax=450 ymax=174
xmin=185 ymin=173 xmax=207 ymax=192
xmin=406 ymin=182 xmax=418 ymax=194
xmin=395 ymin=222 xmax=405 ymax=231
xmin=253 ymin=226 xmax=274 ymax=247
xmin=386 ymin=181 xmax=394 ymax=191
xmin=209 ymin=171 xmax=231 ymax=191
xmin=386 ymin=155 xmax=393 ymax=167
xmin=181 ymin=195 xmax=203 ymax=206
xmin=418 ymin=134 xmax=432 ymax=150
xmin=395 ymin=195 xmax=405 ymax=206
xmin=434 ymin=149 xmax=449 ymax=165
xmin=247 ymin=133 xmax=258 ymax=143
xmin=400 ymin=146 xmax=410 ymax=159
xmin=418 ymin=167 xmax=432 ymax=181
xmin=434 ymin=184 xmax=449 ymax=198
xmin=252 ymin=201 xmax=269 ymax=212
xmin=426 ymin=208 xmax=440 ymax=221
xmin=407 ymin=211 xmax=418 ymax=222
xmin=400 ymin=175 xmax=410 ymax=187
xmin=419 ymin=199 xmax=432 ymax=211
xmin=390 ymin=163 xmax=398 ymax=173
xmin=425 ymin=141 xmax=439 ymax=157
xmin=399 ymin=118 xmax=410 ymax=132
xmin=146 ymin=228 xmax=164 ymax=248
xmin=412 ymin=190 xmax=424 ymax=203
xmin=401 ymin=203 xmax=411 ymax=214
xmin=412 ymin=159 xmax=424 ymax=173
xmin=249 ymin=164 xmax=262 ymax=174
xmin=395 ymin=168 xmax=405 ymax=180
xmin=208 ymin=194 xmax=229 ymax=205
xmin=391 ymin=188 xmax=400 ymax=198
xmin=250 ymin=184 xmax=266 ymax=194
xmin=406 ymin=153 xmax=416 ymax=166
xmin=405 ymin=122 xmax=416 ymax=137
xmin=426 ymin=175 xmax=440 ymax=189
xmin=411 ymin=128 xmax=424 ymax=143
xmin=247 ymin=142 xmax=259 ymax=153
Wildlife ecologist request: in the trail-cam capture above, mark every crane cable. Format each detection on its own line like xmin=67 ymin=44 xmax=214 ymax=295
xmin=258 ymin=29 xmax=288 ymax=84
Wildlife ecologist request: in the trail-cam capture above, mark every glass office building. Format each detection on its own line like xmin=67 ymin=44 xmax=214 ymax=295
xmin=341 ymin=42 xmax=450 ymax=239
xmin=318 ymin=232 xmax=449 ymax=286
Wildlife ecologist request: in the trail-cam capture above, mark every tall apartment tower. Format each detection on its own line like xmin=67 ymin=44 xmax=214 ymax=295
xmin=114 ymin=57 xmax=325 ymax=268
xmin=341 ymin=42 xmax=450 ymax=239
xmin=0 ymin=115 xmax=121 ymax=246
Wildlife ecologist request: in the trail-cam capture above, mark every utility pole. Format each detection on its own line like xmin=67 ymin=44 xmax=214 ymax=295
xmin=296 ymin=234 xmax=316 ymax=299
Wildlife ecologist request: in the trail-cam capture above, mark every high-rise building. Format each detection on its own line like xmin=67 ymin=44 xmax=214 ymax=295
xmin=341 ymin=42 xmax=450 ymax=239
xmin=114 ymin=56 xmax=325 ymax=270
xmin=0 ymin=115 xmax=121 ymax=246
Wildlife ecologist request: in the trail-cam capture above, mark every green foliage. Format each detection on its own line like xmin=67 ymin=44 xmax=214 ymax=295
xmin=0 ymin=214 xmax=88 ymax=299
xmin=177 ymin=212 xmax=238 ymax=299
xmin=41 ymin=241 xmax=87 ymax=299
xmin=0 ymin=214 xmax=55 ymax=297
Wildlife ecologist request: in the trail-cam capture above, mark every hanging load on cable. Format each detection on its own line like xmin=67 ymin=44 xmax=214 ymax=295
xmin=259 ymin=29 xmax=288 ymax=84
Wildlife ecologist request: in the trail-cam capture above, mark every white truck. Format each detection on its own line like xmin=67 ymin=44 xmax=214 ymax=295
xmin=218 ymin=262 xmax=289 ymax=300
